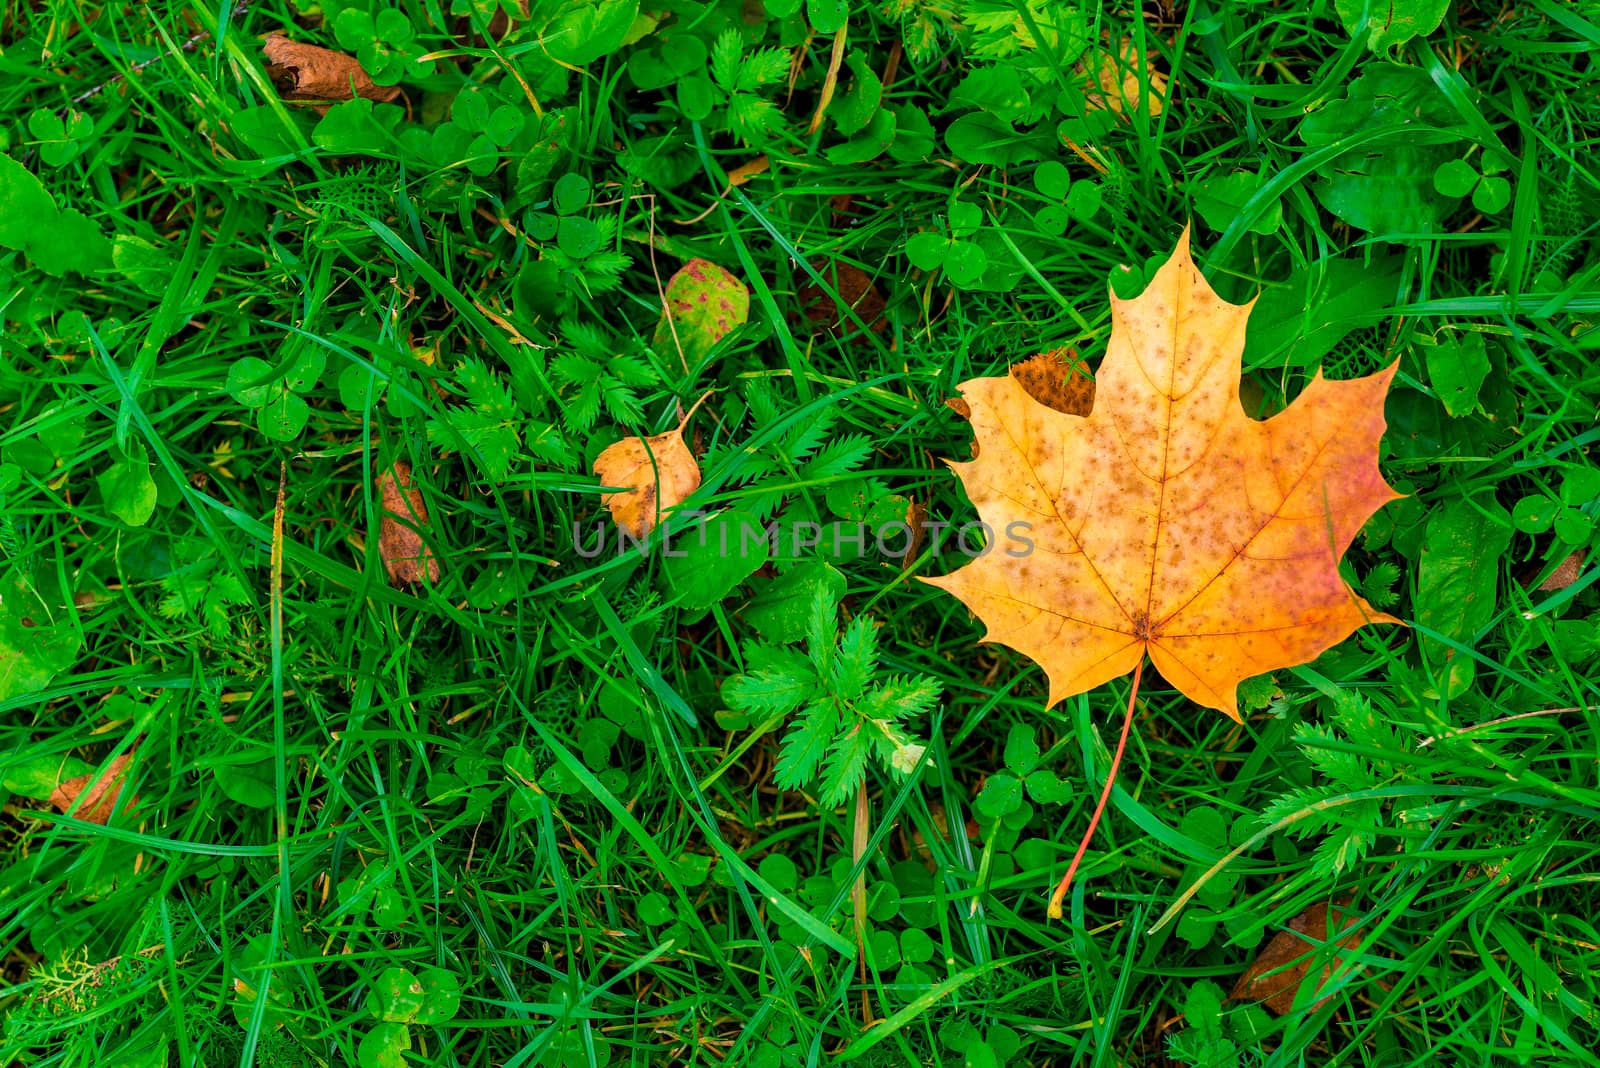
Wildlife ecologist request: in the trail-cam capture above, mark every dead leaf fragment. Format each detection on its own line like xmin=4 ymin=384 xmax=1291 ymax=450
xmin=49 ymin=753 xmax=136 ymax=825
xmin=593 ymin=426 xmax=700 ymax=539
xmin=377 ymin=460 xmax=440 ymax=585
xmin=924 ymin=229 xmax=1402 ymax=721
xmin=798 ymin=259 xmax=886 ymax=338
xmin=948 ymin=350 xmax=1095 ymax=457
xmin=1231 ymin=900 xmax=1364 ymax=1015
xmin=263 ymin=32 xmax=400 ymax=104
xmin=1010 ymin=347 xmax=1095 ymax=415
xmin=1081 ymin=35 xmax=1168 ymax=118
xmin=1537 ymin=551 xmax=1585 ymax=592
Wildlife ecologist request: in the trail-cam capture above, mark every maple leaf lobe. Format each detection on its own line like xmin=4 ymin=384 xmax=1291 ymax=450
xmin=925 ymin=229 xmax=1402 ymax=720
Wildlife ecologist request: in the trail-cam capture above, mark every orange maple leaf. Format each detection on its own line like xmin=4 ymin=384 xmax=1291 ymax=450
xmin=925 ymin=229 xmax=1402 ymax=722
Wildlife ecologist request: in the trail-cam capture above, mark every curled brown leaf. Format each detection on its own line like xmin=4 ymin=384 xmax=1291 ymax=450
xmin=263 ymin=32 xmax=400 ymax=104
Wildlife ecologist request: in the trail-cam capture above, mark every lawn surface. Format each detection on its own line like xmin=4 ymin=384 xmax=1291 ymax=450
xmin=3 ymin=1 xmax=1600 ymax=1065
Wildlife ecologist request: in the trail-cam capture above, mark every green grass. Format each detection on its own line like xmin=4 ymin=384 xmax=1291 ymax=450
xmin=2 ymin=1 xmax=1599 ymax=1065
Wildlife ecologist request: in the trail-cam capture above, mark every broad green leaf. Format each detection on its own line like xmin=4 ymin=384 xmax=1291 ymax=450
xmin=905 ymin=231 xmax=949 ymax=270
xmin=33 ymin=207 xmax=113 ymax=277
xmin=1033 ymin=160 xmax=1072 ymax=199
xmin=1193 ymin=170 xmax=1282 ymax=235
xmin=952 ymin=64 xmax=1031 ymax=123
xmin=230 ymin=104 xmax=308 ymax=158
xmin=97 ymin=441 xmax=158 ymax=526
xmin=1298 ymin=65 xmax=1464 ymax=237
xmin=943 ymin=241 xmax=988 ymax=286
xmin=1244 ymin=255 xmax=1401 ymax=369
xmin=112 ymin=235 xmax=175 ymax=296
xmin=1002 ymin=724 xmax=1039 ymax=776
xmin=1432 ymin=158 xmax=1478 ymax=198
xmin=663 ymin=509 xmax=769 ymax=613
xmin=357 ymin=1022 xmax=411 ymax=1068
xmin=0 ymin=153 xmax=57 ymax=249
xmin=312 ymin=99 xmax=404 ymax=155
xmin=807 ymin=0 xmax=847 ymax=34
xmin=227 ymin=356 xmax=278 ymax=407
xmin=1472 ymin=175 xmax=1511 ymax=214
xmin=2 ymin=753 xmax=93 ymax=799
xmin=1425 ymin=332 xmax=1491 ymax=418
xmin=825 ymin=107 xmax=896 ymax=164
xmin=214 ymin=759 xmax=276 ymax=808
xmin=367 ymin=967 xmax=425 ymax=1023
xmin=257 ymin=390 xmax=310 ymax=441
xmin=743 ymin=561 xmax=847 ymax=644
xmin=975 ymin=772 xmax=1022 ymax=819
xmin=0 ymin=583 xmax=79 ymax=705
xmin=944 ymin=111 xmax=1041 ymax=166
xmin=1415 ymin=496 xmax=1511 ymax=698
xmin=542 ymin=0 xmax=641 ymax=66
xmin=887 ymin=105 xmax=935 ymax=161
xmin=1336 ymin=0 xmax=1451 ymax=50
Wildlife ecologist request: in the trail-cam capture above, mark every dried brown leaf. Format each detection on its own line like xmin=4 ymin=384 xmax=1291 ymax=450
xmin=1231 ymin=900 xmax=1363 ymax=1015
xmin=262 ymin=32 xmax=400 ymax=104
xmin=798 ymin=259 xmax=886 ymax=338
xmin=1538 ymin=551 xmax=1585 ymax=592
xmin=49 ymin=753 xmax=136 ymax=825
xmin=377 ymin=460 xmax=440 ymax=586
xmin=1009 ymin=347 xmax=1095 ymax=415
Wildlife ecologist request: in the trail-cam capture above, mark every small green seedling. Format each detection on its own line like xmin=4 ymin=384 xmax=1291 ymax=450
xmin=1433 ymin=157 xmax=1512 ymax=215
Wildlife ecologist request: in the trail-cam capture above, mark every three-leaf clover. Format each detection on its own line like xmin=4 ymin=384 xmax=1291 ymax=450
xmin=422 ymin=89 xmax=524 ymax=177
xmin=1513 ymin=467 xmax=1600 ymax=546
xmin=1433 ymin=156 xmax=1512 ymax=215
xmin=1031 ymin=160 xmax=1103 ymax=237
xmin=333 ymin=7 xmax=434 ymax=85
xmin=906 ymin=201 xmax=991 ymax=286
xmin=27 ymin=107 xmax=94 ymax=167
xmin=226 ymin=349 xmax=325 ymax=440
xmin=358 ymin=965 xmax=462 ymax=1068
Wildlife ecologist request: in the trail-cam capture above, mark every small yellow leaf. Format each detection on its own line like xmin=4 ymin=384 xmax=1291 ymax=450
xmin=593 ymin=427 xmax=700 ymax=539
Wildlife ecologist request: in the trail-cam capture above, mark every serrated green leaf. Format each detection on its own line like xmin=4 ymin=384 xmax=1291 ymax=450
xmin=776 ymin=700 xmax=840 ymax=791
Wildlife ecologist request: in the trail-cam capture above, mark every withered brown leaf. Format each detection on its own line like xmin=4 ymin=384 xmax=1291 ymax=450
xmin=1230 ymin=900 xmax=1364 ymax=1015
xmin=50 ymin=753 xmax=136 ymax=825
xmin=263 ymin=32 xmax=400 ymax=104
xmin=377 ymin=460 xmax=440 ymax=585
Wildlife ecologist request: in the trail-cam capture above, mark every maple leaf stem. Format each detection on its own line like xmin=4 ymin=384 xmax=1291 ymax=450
xmin=1048 ymin=657 xmax=1143 ymax=921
